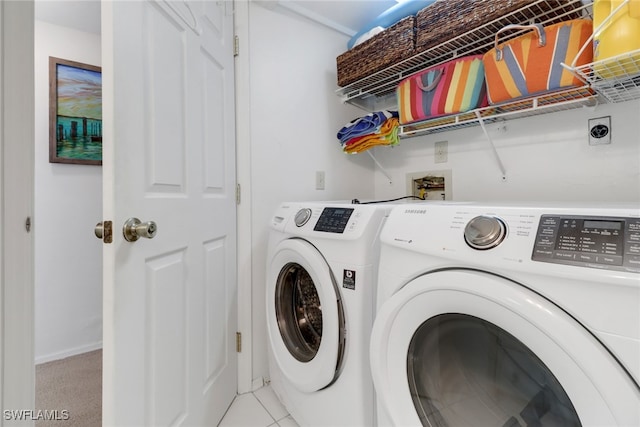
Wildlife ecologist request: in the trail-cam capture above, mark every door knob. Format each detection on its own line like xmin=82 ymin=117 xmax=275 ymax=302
xmin=123 ymin=217 xmax=158 ymax=242
xmin=95 ymin=221 xmax=113 ymax=243
xmin=95 ymin=223 xmax=104 ymax=239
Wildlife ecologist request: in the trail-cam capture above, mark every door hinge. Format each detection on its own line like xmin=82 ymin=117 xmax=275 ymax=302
xmin=236 ymin=183 xmax=241 ymax=205
xmin=25 ymin=217 xmax=32 ymax=233
xmin=236 ymin=332 xmax=242 ymax=353
xmin=234 ymin=35 xmax=239 ymax=57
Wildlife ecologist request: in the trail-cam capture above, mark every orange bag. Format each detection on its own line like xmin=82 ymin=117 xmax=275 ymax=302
xmin=483 ymin=20 xmax=593 ymax=105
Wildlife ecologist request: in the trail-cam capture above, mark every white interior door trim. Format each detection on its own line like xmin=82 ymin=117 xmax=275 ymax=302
xmin=234 ymin=0 xmax=254 ymax=394
xmin=1 ymin=1 xmax=36 ymax=422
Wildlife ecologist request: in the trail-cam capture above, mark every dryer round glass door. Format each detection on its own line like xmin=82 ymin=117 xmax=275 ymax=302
xmin=370 ymin=269 xmax=640 ymax=426
xmin=407 ymin=313 xmax=579 ymax=426
xmin=266 ymin=239 xmax=345 ymax=393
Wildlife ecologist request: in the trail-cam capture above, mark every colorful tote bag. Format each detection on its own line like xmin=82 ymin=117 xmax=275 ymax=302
xmin=397 ymin=54 xmax=488 ymax=125
xmin=483 ymin=19 xmax=593 ymax=105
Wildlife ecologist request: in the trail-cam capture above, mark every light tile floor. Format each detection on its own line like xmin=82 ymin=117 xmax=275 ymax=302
xmin=218 ymin=385 xmax=299 ymax=427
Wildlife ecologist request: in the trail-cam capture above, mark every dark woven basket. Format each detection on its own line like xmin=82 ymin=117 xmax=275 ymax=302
xmin=337 ymin=16 xmax=415 ymax=87
xmin=415 ymin=0 xmax=582 ymax=52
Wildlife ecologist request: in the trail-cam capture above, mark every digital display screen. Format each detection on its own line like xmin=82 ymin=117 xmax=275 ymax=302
xmin=583 ymin=220 xmax=622 ymax=230
xmin=329 ymin=209 xmax=349 ymax=216
xmin=555 ymin=218 xmax=622 ymax=256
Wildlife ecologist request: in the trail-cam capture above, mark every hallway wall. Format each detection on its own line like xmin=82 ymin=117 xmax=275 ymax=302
xmin=34 ymin=20 xmax=102 ymax=363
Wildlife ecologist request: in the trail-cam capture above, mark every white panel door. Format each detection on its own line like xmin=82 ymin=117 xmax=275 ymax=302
xmin=101 ymin=1 xmax=237 ymax=425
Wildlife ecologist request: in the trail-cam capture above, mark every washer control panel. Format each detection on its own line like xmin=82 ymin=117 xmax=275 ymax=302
xmin=532 ymin=215 xmax=640 ymax=272
xmin=313 ymin=207 xmax=355 ymax=233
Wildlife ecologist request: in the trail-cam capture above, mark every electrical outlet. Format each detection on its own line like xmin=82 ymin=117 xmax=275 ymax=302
xmin=315 ymin=171 xmax=325 ymax=190
xmin=435 ymin=141 xmax=448 ymax=163
xmin=588 ymin=116 xmax=611 ymax=145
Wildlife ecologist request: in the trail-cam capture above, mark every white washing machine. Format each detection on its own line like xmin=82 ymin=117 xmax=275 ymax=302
xmin=266 ymin=201 xmax=393 ymax=426
xmin=370 ymin=202 xmax=640 ymax=426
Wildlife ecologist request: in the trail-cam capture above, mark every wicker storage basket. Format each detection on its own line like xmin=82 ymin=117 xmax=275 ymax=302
xmin=337 ymin=16 xmax=415 ymax=87
xmin=415 ymin=0 xmax=581 ymax=52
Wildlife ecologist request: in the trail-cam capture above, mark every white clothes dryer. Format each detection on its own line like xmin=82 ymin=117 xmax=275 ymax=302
xmin=266 ymin=201 xmax=393 ymax=427
xmin=370 ymin=202 xmax=640 ymax=427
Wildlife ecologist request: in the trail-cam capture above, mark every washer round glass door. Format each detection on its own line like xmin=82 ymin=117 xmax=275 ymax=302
xmin=370 ymin=270 xmax=640 ymax=426
xmin=266 ymin=239 xmax=344 ymax=393
xmin=275 ymin=262 xmax=324 ymax=363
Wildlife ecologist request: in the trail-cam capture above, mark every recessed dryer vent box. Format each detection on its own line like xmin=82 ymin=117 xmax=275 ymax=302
xmin=407 ymin=170 xmax=452 ymax=200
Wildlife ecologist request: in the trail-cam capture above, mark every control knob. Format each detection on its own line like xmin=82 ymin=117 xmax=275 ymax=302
xmin=294 ymin=208 xmax=312 ymax=227
xmin=464 ymin=216 xmax=506 ymax=250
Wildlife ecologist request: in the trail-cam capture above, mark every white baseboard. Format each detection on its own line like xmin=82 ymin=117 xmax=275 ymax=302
xmin=35 ymin=341 xmax=103 ymax=365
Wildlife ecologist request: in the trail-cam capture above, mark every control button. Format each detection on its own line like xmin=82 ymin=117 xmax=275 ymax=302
xmin=535 ymin=236 xmax=555 ymax=246
xmin=464 ymin=216 xmax=507 ymax=250
xmin=536 ymin=233 xmax=556 ymax=245
xmin=554 ymin=251 xmax=576 ymax=261
xmin=628 ymin=221 xmax=640 ymax=231
xmin=597 ymin=255 xmax=623 ymax=266
xmin=577 ymin=253 xmax=597 ymax=263
xmin=294 ymin=208 xmax=312 ymax=227
xmin=626 ymin=256 xmax=640 ymax=267
xmin=540 ymin=216 xmax=560 ymax=227
xmin=533 ymin=248 xmax=553 ymax=258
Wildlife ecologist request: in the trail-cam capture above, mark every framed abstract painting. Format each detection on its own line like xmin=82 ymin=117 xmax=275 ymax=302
xmin=49 ymin=57 xmax=102 ymax=165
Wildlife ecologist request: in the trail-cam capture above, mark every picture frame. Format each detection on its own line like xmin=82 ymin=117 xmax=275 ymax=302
xmin=49 ymin=57 xmax=102 ymax=165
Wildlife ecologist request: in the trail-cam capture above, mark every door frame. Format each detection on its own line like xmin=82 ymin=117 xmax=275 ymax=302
xmin=234 ymin=0 xmax=254 ymax=394
xmin=1 ymin=0 xmax=36 ymax=420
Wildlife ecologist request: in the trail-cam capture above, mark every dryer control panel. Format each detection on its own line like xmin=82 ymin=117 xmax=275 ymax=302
xmin=313 ymin=207 xmax=355 ymax=233
xmin=532 ymin=215 xmax=640 ymax=273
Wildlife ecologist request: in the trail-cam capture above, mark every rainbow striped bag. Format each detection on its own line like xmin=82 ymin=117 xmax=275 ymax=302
xmin=397 ymin=54 xmax=488 ymax=125
xmin=483 ymin=20 xmax=593 ymax=105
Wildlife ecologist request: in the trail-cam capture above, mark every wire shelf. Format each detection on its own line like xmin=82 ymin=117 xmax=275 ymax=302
xmin=568 ymin=50 xmax=640 ymax=103
xmin=337 ymin=0 xmax=640 ymax=140
xmin=399 ymin=86 xmax=597 ymax=137
xmin=335 ymin=0 xmax=591 ymax=108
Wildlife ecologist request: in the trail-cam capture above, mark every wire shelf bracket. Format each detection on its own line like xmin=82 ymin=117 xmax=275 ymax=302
xmin=367 ymin=150 xmax=393 ymax=184
xmin=475 ymin=111 xmax=507 ymax=181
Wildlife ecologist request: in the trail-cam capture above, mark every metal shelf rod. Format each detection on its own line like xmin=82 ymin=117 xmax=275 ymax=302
xmin=367 ymin=151 xmax=393 ymax=184
xmin=475 ymin=111 xmax=507 ymax=180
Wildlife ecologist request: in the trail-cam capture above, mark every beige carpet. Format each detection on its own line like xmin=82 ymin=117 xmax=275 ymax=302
xmin=36 ymin=349 xmax=102 ymax=427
